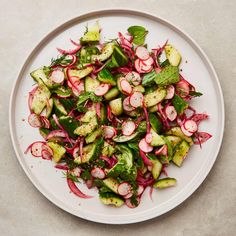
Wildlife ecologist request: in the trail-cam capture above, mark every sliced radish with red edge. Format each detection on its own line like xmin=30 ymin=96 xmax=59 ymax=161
xmin=184 ymin=120 xmax=198 ymax=133
xmin=94 ymin=83 xmax=109 ymax=96
xmin=117 ymin=182 xmax=132 ymax=196
xmin=181 ymin=124 xmax=193 ymax=137
xmin=165 ymin=85 xmax=175 ymax=99
xmin=139 ymin=138 xmax=153 ymax=153
xmin=91 ymin=167 xmax=105 ymax=179
xmin=28 ymin=113 xmax=42 ymax=128
xmin=123 ymin=96 xmax=135 ymax=112
xmin=125 ymin=71 xmax=141 ymax=86
xmin=135 ymin=46 xmax=150 ymax=60
xmin=145 ymin=133 xmax=153 ymax=144
xmin=165 ymin=105 xmax=177 ymax=121
xmin=125 ymin=197 xmax=140 ymax=208
xmin=50 ymin=69 xmax=65 ymax=84
xmin=155 ymin=144 xmax=168 ymax=156
xmin=122 ymin=120 xmax=136 ymax=136
xmin=103 ymin=126 xmax=117 ymax=139
xmin=120 ymin=79 xmax=132 ymax=95
xmin=129 ymin=92 xmax=144 ymax=108
xmin=137 ymin=185 xmax=145 ymax=196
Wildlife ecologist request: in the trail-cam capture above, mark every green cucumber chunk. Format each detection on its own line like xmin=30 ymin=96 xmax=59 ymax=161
xmin=153 ymin=178 xmax=177 ymax=189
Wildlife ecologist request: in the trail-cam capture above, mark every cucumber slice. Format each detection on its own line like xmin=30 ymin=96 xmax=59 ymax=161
xmin=149 ymin=113 xmax=163 ymax=133
xmin=68 ymin=67 xmax=93 ymax=79
xmin=45 ymin=98 xmax=53 ymax=118
xmin=53 ymin=87 xmax=72 ymax=98
xmin=39 ymin=127 xmax=50 ymax=139
xmin=103 ymin=178 xmax=119 ymax=194
xmin=85 ymin=76 xmax=100 ymax=92
xmin=166 ymin=127 xmax=193 ymax=145
xmin=59 ymin=116 xmax=79 ymax=139
xmin=172 ymin=140 xmax=190 ymax=167
xmin=85 ymin=128 xmax=102 ymax=144
xmin=74 ymin=117 xmax=97 ymax=136
xmin=112 ymin=46 xmax=128 ymax=66
xmin=109 ymin=98 xmax=123 ymax=116
xmin=92 ymin=42 xmax=115 ymax=62
xmin=47 ymin=142 xmax=66 ymax=163
xmin=165 ymin=44 xmax=181 ymax=66
xmin=113 ymin=132 xmax=139 ymax=142
xmin=165 ymin=135 xmax=182 ymax=148
xmin=80 ymin=110 xmax=96 ymax=122
xmin=100 ymin=104 xmax=107 ymax=124
xmin=75 ymin=138 xmax=104 ymax=164
xmin=144 ymin=88 xmax=167 ymax=107
xmin=150 ymin=159 xmax=162 ymax=179
xmin=150 ymin=128 xmax=165 ymax=146
xmin=31 ymin=80 xmax=51 ymax=115
xmin=80 ymin=21 xmax=100 ymax=44
xmin=97 ymin=69 xmax=116 ymax=86
xmin=99 ymin=192 xmax=124 ymax=207
xmin=133 ymin=85 xmax=145 ymax=93
xmin=30 ymin=68 xmax=49 ymax=85
xmin=53 ymin=98 xmax=68 ymax=116
xmin=104 ymin=87 xmax=120 ymax=100
xmin=101 ymin=141 xmax=115 ymax=157
xmin=153 ymin=178 xmax=177 ymax=189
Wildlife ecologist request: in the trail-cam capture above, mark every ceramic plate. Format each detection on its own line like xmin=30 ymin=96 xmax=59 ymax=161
xmin=9 ymin=9 xmax=224 ymax=224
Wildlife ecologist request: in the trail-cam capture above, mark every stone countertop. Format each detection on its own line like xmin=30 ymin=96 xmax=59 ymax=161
xmin=0 ymin=0 xmax=235 ymax=235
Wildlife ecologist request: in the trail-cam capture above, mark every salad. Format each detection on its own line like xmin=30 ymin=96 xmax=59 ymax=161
xmin=25 ymin=22 xmax=212 ymax=208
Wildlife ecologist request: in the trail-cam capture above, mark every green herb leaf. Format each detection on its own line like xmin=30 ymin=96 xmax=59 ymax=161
xmin=189 ymin=91 xmax=203 ymax=97
xmin=80 ymin=170 xmax=91 ymax=181
xmin=127 ymin=26 xmax=148 ymax=45
xmin=154 ymin=65 xmax=180 ymax=86
xmin=172 ymin=94 xmax=189 ymax=115
xmin=50 ymin=54 xmax=67 ymax=66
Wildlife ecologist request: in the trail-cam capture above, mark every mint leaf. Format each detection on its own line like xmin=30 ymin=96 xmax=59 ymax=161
xmin=172 ymin=94 xmax=189 ymax=115
xmin=128 ymin=26 xmax=148 ymax=45
xmin=189 ymin=91 xmax=203 ymax=97
xmin=154 ymin=65 xmax=179 ymax=86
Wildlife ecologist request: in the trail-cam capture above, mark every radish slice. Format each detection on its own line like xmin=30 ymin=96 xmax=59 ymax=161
xmin=145 ymin=133 xmax=153 ymax=144
xmin=120 ymin=79 xmax=132 ymax=95
xmin=67 ymin=178 xmax=93 ymax=198
xmin=139 ymin=59 xmax=153 ymax=72
xmin=41 ymin=144 xmax=53 ymax=160
xmin=70 ymin=167 xmax=82 ymax=177
xmin=118 ymin=182 xmax=132 ymax=196
xmin=165 ymin=105 xmax=177 ymax=121
xmin=155 ymin=144 xmax=168 ymax=156
xmin=194 ymin=132 xmax=212 ymax=145
xmin=176 ymin=80 xmax=190 ymax=97
xmin=103 ymin=126 xmax=117 ymax=139
xmin=67 ymin=76 xmax=80 ymax=88
xmin=137 ymin=185 xmax=145 ymax=196
xmin=136 ymin=46 xmax=150 ymax=60
xmin=129 ymin=92 xmax=144 ymax=108
xmin=50 ymin=69 xmax=65 ymax=84
xmin=139 ymin=138 xmax=153 ymax=153
xmin=73 ymin=147 xmax=80 ymax=160
xmin=122 ymin=120 xmax=136 ymax=136
xmin=30 ymin=142 xmax=45 ymax=157
xmin=125 ymin=197 xmax=140 ymax=208
xmin=181 ymin=124 xmax=193 ymax=137
xmin=28 ymin=113 xmax=42 ymax=128
xmin=123 ymin=96 xmax=135 ymax=111
xmin=72 ymin=81 xmax=84 ymax=97
xmin=125 ymin=71 xmax=141 ymax=86
xmin=94 ymin=83 xmax=109 ymax=96
xmin=184 ymin=120 xmax=198 ymax=133
xmin=46 ymin=130 xmax=67 ymax=140
xmin=41 ymin=116 xmax=50 ymax=129
xmin=142 ymin=56 xmax=154 ymax=66
xmin=165 ymin=85 xmax=175 ymax=99
xmin=91 ymin=167 xmax=105 ymax=179
xmin=123 ymin=192 xmax=133 ymax=199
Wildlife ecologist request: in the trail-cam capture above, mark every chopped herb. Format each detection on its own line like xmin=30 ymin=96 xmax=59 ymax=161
xmin=127 ymin=26 xmax=148 ymax=45
xmin=189 ymin=91 xmax=203 ymax=97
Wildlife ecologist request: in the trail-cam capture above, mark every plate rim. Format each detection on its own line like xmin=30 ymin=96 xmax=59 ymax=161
xmin=9 ymin=8 xmax=225 ymax=224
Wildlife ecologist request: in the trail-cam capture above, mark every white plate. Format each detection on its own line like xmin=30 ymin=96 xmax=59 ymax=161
xmin=9 ymin=9 xmax=224 ymax=224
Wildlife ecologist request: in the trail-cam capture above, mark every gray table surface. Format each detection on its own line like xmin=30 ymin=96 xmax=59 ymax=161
xmin=1 ymin=0 xmax=235 ymax=235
